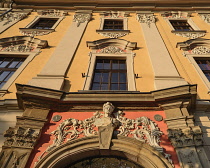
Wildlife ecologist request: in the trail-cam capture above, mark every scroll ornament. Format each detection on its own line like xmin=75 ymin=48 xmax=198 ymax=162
xmin=136 ymin=14 xmax=155 ymax=27
xmin=38 ymin=102 xmax=173 ymax=166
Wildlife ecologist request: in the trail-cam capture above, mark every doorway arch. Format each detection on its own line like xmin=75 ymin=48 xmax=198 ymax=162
xmin=35 ymin=135 xmax=173 ymax=168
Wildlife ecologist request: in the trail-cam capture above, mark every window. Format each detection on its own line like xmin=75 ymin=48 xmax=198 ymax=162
xmin=30 ymin=18 xmax=58 ymax=29
xmin=91 ymin=59 xmax=127 ymax=90
xmin=195 ymin=59 xmax=210 ymax=81
xmin=170 ymin=20 xmax=193 ymax=31
xmin=103 ymin=19 xmax=124 ymax=30
xmin=0 ymin=56 xmax=26 ymax=88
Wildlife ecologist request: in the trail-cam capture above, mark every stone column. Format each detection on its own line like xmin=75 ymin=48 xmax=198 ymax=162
xmin=136 ymin=12 xmax=188 ymax=90
xmin=28 ymin=11 xmax=92 ymax=90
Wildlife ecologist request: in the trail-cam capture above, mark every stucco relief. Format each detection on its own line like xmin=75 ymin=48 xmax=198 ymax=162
xmin=161 ymin=11 xmax=190 ymax=18
xmin=97 ymin=46 xmax=126 ymax=54
xmin=200 ymin=14 xmax=210 ymax=24
xmin=168 ymin=126 xmax=203 ymax=148
xmin=38 ymin=102 xmax=173 ymax=166
xmin=98 ymin=32 xmax=129 ymax=38
xmin=136 ymin=14 xmax=156 ymax=27
xmin=191 ymin=46 xmax=210 ymax=54
xmin=0 ymin=12 xmax=27 ymax=25
xmin=38 ymin=9 xmax=67 ymax=17
xmin=3 ymin=127 xmax=40 ymax=148
xmin=173 ymin=32 xmax=206 ymax=39
xmin=73 ymin=13 xmax=91 ymax=27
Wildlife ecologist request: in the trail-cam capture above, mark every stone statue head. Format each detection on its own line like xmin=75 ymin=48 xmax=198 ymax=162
xmin=103 ymin=102 xmax=115 ymax=117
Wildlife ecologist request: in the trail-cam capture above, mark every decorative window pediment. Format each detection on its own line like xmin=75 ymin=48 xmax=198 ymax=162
xmin=19 ymin=10 xmax=66 ymax=37
xmin=162 ymin=11 xmax=206 ymax=39
xmin=96 ymin=11 xmax=130 ymax=38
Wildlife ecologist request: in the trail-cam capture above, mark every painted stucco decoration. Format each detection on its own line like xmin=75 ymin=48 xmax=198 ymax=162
xmin=97 ymin=46 xmax=126 ymax=54
xmin=98 ymin=32 xmax=129 ymax=38
xmin=174 ymin=32 xmax=206 ymax=39
xmin=200 ymin=14 xmax=210 ymax=24
xmin=38 ymin=102 xmax=173 ymax=166
xmin=191 ymin=46 xmax=210 ymax=54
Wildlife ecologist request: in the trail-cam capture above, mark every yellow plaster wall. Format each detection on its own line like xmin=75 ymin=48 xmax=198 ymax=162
xmin=156 ymin=13 xmax=210 ymax=99
xmin=66 ymin=13 xmax=155 ymax=92
xmin=0 ymin=12 xmax=74 ymax=99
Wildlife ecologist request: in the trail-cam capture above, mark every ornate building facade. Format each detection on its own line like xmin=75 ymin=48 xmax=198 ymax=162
xmin=1 ymin=0 xmax=210 ymax=167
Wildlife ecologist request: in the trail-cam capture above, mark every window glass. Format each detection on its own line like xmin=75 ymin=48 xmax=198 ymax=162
xmin=91 ymin=59 xmax=127 ymax=90
xmin=103 ymin=19 xmax=124 ymax=30
xmin=170 ymin=20 xmax=193 ymax=31
xmin=31 ymin=18 xmax=58 ymax=29
xmin=195 ymin=59 xmax=210 ymax=81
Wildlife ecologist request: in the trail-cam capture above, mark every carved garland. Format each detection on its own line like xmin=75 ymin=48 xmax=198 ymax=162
xmin=38 ymin=102 xmax=173 ymax=166
xmin=200 ymin=14 xmax=210 ymax=24
xmin=38 ymin=9 xmax=67 ymax=17
xmin=136 ymin=14 xmax=155 ymax=27
xmin=174 ymin=32 xmax=206 ymax=39
xmin=97 ymin=46 xmax=126 ymax=54
xmin=0 ymin=12 xmax=27 ymax=25
xmin=73 ymin=13 xmax=91 ymax=27
xmin=191 ymin=46 xmax=210 ymax=54
xmin=98 ymin=32 xmax=129 ymax=38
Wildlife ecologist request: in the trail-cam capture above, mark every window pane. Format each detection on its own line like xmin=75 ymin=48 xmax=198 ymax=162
xmin=96 ymin=60 xmax=103 ymax=69
xmin=16 ymin=61 xmax=24 ymax=68
xmin=93 ymin=73 xmax=101 ymax=82
xmin=102 ymin=73 xmax=109 ymax=83
xmin=8 ymin=61 xmax=20 ymax=68
xmin=119 ymin=84 xmax=127 ymax=90
xmin=111 ymin=84 xmax=118 ymax=90
xmin=0 ymin=61 xmax=9 ymax=68
xmin=112 ymin=60 xmax=118 ymax=69
xmin=0 ymin=71 xmax=10 ymax=81
xmin=91 ymin=83 xmax=100 ymax=90
xmin=119 ymin=61 xmax=126 ymax=69
xmin=103 ymin=60 xmax=110 ymax=69
xmin=119 ymin=73 xmax=127 ymax=83
xmin=101 ymin=84 xmax=108 ymax=90
xmin=111 ymin=73 xmax=118 ymax=83
xmin=4 ymin=71 xmax=14 ymax=81
xmin=0 ymin=82 xmax=6 ymax=88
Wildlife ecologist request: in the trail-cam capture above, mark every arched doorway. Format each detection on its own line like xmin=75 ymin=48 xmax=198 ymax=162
xmin=35 ymin=136 xmax=173 ymax=168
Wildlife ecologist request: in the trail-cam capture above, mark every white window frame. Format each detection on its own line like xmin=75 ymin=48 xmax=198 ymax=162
xmin=83 ymin=53 xmax=136 ymax=91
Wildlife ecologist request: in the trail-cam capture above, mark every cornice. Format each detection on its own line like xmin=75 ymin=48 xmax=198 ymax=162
xmin=16 ymin=84 xmax=197 ymax=111
xmin=11 ymin=0 xmax=210 ymax=11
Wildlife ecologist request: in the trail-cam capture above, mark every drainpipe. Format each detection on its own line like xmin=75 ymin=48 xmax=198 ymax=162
xmin=0 ymin=0 xmax=14 ymax=17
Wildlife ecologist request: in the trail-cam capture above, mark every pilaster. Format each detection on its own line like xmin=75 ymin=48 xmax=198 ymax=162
xmin=28 ymin=10 xmax=92 ymax=90
xmin=136 ymin=12 xmax=188 ymax=90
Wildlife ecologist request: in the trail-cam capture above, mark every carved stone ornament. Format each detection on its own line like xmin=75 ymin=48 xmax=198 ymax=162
xmin=161 ymin=11 xmax=190 ymax=18
xmin=136 ymin=14 xmax=155 ymax=27
xmin=0 ymin=12 xmax=27 ymax=25
xmin=38 ymin=102 xmax=173 ymax=166
xmin=97 ymin=46 xmax=126 ymax=54
xmin=19 ymin=28 xmax=54 ymax=37
xmin=0 ymin=36 xmax=48 ymax=52
xmin=38 ymin=9 xmax=67 ymax=17
xmin=191 ymin=46 xmax=210 ymax=54
xmin=101 ymin=11 xmax=129 ymax=18
xmin=0 ymin=150 xmax=29 ymax=168
xmin=98 ymin=32 xmax=129 ymax=38
xmin=3 ymin=127 xmax=40 ymax=148
xmin=174 ymin=32 xmax=206 ymax=39
xmin=73 ymin=13 xmax=91 ymax=27
xmin=200 ymin=14 xmax=210 ymax=23
xmin=168 ymin=126 xmax=203 ymax=148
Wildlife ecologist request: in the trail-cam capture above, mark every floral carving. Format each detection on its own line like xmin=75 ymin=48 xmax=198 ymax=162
xmin=161 ymin=11 xmax=189 ymax=18
xmin=97 ymin=46 xmax=126 ymax=54
xmin=98 ymin=32 xmax=129 ymax=38
xmin=73 ymin=13 xmax=91 ymax=27
xmin=38 ymin=102 xmax=172 ymax=166
xmin=0 ymin=44 xmax=34 ymax=52
xmin=39 ymin=10 xmax=67 ymax=17
xmin=20 ymin=29 xmax=53 ymax=37
xmin=3 ymin=127 xmax=39 ymax=148
xmin=191 ymin=46 xmax=210 ymax=54
xmin=0 ymin=12 xmax=27 ymax=25
xmin=174 ymin=32 xmax=206 ymax=39
xmin=168 ymin=126 xmax=203 ymax=148
xmin=200 ymin=14 xmax=210 ymax=23
xmin=136 ymin=14 xmax=155 ymax=27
